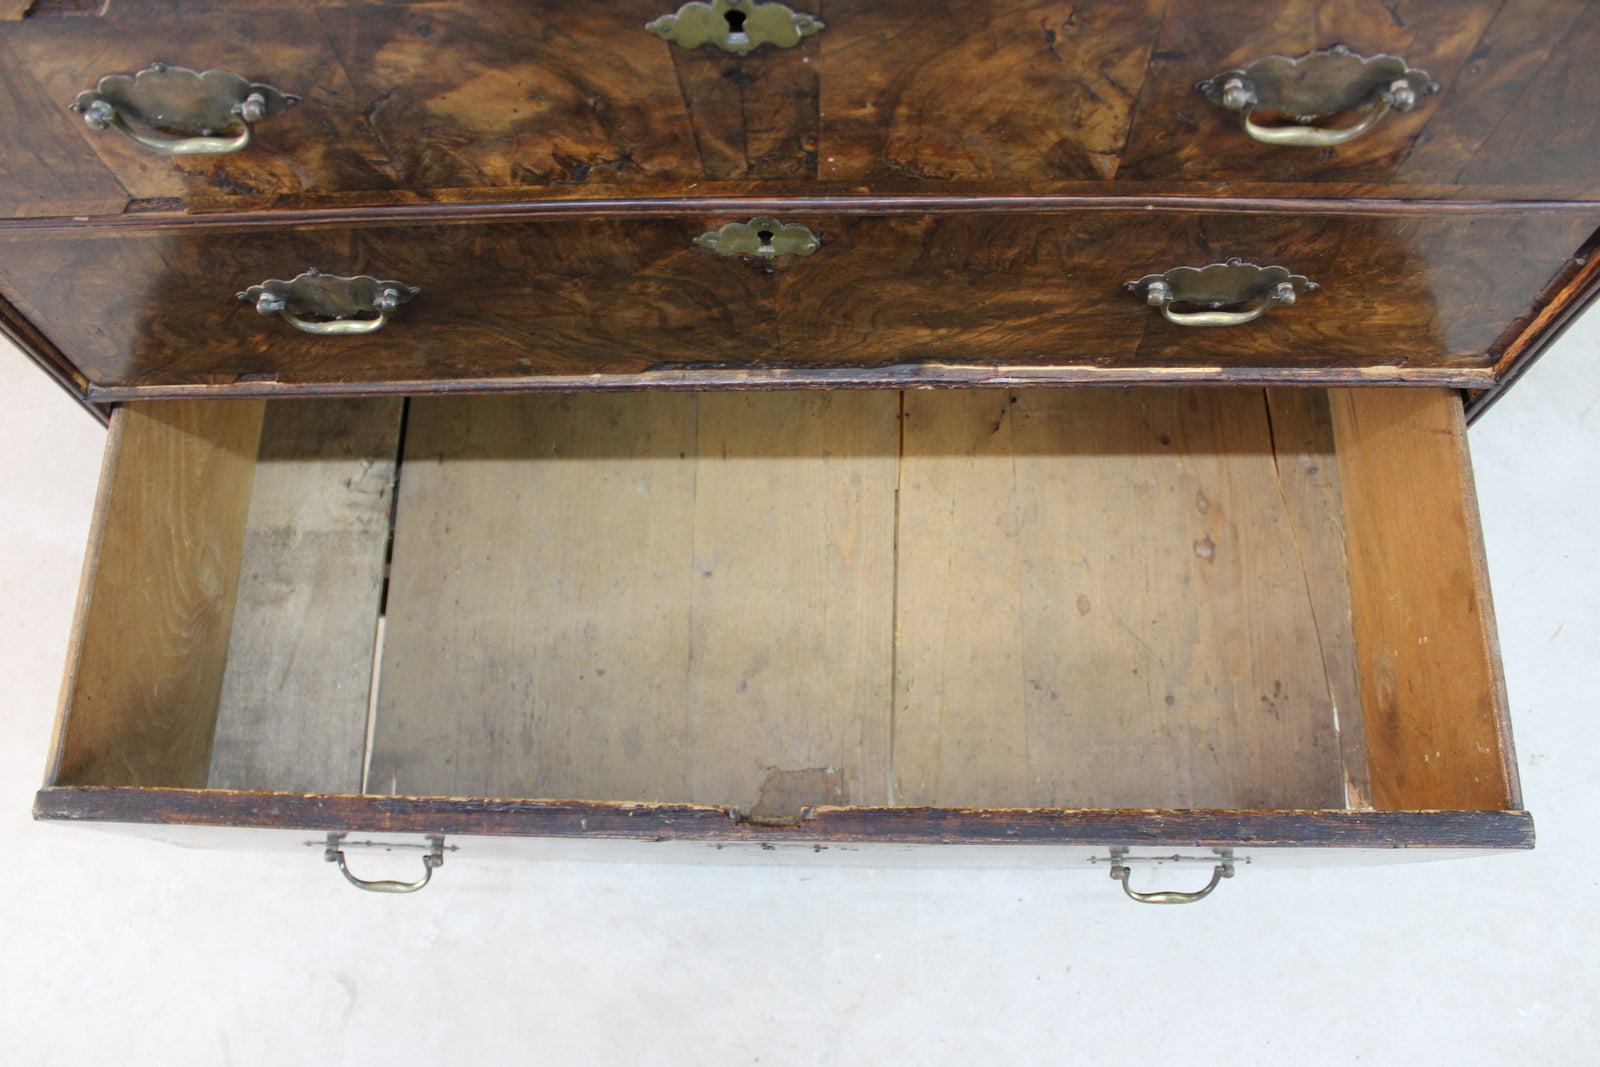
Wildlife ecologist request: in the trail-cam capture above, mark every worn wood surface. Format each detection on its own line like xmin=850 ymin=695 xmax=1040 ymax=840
xmin=677 ymin=393 xmax=898 ymax=814
xmin=33 ymin=786 xmax=1535 ymax=851
xmin=2 ymin=206 xmax=1593 ymax=391
xmin=207 ymin=398 xmax=402 ymax=794
xmin=893 ymin=389 xmax=1351 ymax=810
xmin=1471 ymin=232 xmax=1600 ymax=422
xmin=370 ymin=392 xmax=704 ymax=803
xmin=369 ymin=392 xmax=899 ymax=814
xmin=1263 ymin=387 xmax=1370 ymax=808
xmin=1329 ymin=388 xmax=1515 ymax=811
xmin=53 ymin=399 xmax=264 ymax=789
xmin=368 ymin=388 xmax=1359 ymax=812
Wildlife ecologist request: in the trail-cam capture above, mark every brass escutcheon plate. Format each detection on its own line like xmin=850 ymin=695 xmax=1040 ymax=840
xmin=695 ymin=217 xmax=821 ymax=258
xmin=647 ymin=0 xmax=824 ymax=55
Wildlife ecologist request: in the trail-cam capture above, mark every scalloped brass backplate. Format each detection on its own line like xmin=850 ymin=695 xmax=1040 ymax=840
xmin=1195 ymin=45 xmax=1438 ymax=146
xmin=646 ymin=0 xmax=823 ymax=55
xmin=1124 ymin=259 xmax=1317 ymax=327
xmin=695 ymin=217 xmax=820 ymax=258
xmin=71 ymin=62 xmax=299 ymax=154
xmin=238 ymin=270 xmax=420 ymax=334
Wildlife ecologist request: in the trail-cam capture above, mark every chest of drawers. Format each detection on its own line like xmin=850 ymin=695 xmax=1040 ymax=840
xmin=5 ymin=0 xmax=1597 ymax=900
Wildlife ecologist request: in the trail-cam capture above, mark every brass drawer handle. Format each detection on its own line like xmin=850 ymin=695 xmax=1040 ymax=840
xmin=238 ymin=270 xmax=420 ymax=335
xmin=1197 ymin=46 xmax=1438 ymax=147
xmin=1125 ymin=258 xmax=1316 ymax=327
xmin=647 ymin=0 xmax=823 ymax=55
xmin=696 ymin=216 xmax=820 ymax=258
xmin=1107 ymin=848 xmax=1236 ymax=905
xmin=71 ymin=62 xmax=300 ymax=156
xmin=324 ymin=834 xmax=445 ymax=894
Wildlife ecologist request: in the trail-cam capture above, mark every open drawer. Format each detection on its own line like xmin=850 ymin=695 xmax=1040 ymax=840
xmin=34 ymin=386 xmax=1529 ymax=897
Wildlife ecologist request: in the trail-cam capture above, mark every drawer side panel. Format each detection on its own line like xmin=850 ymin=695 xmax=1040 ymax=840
xmin=1331 ymin=388 xmax=1515 ymax=810
xmin=53 ymin=400 xmax=264 ymax=788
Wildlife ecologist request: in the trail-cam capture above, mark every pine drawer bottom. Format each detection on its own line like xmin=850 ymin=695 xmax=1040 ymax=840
xmin=35 ymin=387 xmax=1531 ymax=879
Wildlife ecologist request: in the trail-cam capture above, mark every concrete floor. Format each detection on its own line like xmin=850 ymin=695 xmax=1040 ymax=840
xmin=2 ymin=319 xmax=1596 ymax=1065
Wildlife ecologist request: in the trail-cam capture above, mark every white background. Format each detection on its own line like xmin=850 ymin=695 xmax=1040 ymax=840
xmin=2 ymin=316 xmax=1596 ymax=1065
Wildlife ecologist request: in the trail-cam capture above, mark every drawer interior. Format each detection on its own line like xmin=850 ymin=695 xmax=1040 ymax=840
xmin=48 ymin=387 xmax=1518 ymax=820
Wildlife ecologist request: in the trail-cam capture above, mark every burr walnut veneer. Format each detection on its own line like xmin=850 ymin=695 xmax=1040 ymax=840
xmin=6 ymin=0 xmax=1595 ymax=892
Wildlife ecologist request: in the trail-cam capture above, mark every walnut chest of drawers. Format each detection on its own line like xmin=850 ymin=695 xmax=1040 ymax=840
xmin=4 ymin=0 xmax=1597 ymax=899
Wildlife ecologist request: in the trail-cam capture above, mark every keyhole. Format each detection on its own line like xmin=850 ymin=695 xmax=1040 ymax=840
xmin=724 ymin=9 xmax=749 ymax=43
xmin=757 ymin=229 xmax=775 ymax=246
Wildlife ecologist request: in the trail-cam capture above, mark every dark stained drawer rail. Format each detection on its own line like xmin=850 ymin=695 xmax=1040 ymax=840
xmin=3 ymin=0 xmax=1598 ymax=216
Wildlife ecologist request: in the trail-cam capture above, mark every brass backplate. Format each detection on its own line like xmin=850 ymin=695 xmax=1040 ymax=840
xmin=1198 ymin=45 xmax=1436 ymax=120
xmin=695 ymin=217 xmax=821 ymax=258
xmin=646 ymin=0 xmax=823 ymax=55
xmin=72 ymin=62 xmax=299 ymax=136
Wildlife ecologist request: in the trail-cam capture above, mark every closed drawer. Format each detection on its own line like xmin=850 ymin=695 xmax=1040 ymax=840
xmin=2 ymin=202 xmax=1595 ymax=397
xmin=37 ymin=386 xmax=1530 ymax=886
xmin=3 ymin=0 xmax=1597 ymax=216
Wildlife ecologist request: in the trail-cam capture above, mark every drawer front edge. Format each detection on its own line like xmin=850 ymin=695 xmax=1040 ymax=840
xmin=34 ymin=787 xmax=1536 ymax=852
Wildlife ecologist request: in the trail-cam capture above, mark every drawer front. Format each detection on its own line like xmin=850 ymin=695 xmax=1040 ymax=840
xmin=0 ymin=206 xmax=1594 ymax=395
xmin=3 ymin=0 xmax=1596 ymax=217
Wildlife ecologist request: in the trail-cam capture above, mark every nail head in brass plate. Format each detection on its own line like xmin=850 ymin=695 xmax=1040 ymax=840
xmin=238 ymin=270 xmax=420 ymax=335
xmin=647 ymin=0 xmax=824 ymax=55
xmin=1125 ymin=259 xmax=1316 ymax=327
xmin=71 ymin=62 xmax=300 ymax=156
xmin=1196 ymin=45 xmax=1438 ymax=147
xmin=696 ymin=216 xmax=821 ymax=258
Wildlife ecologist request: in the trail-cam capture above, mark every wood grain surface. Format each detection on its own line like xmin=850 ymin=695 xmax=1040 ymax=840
xmin=369 ymin=392 xmax=900 ymax=815
xmin=207 ymin=398 xmax=403 ymax=794
xmin=1 ymin=0 xmax=1597 ymax=214
xmin=1329 ymin=387 xmax=1516 ymax=810
xmin=892 ymin=388 xmax=1351 ymax=810
xmin=1264 ymin=387 xmax=1370 ymax=807
xmin=53 ymin=399 xmax=264 ymax=789
xmin=0 ymin=35 xmax=131 ymax=219
xmin=1 ymin=205 xmax=1592 ymax=391
xmin=361 ymin=389 xmax=1357 ymax=811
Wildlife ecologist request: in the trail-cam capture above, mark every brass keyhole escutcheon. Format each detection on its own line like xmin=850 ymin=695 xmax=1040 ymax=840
xmin=696 ymin=217 xmax=820 ymax=259
xmin=647 ymin=0 xmax=824 ymax=56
